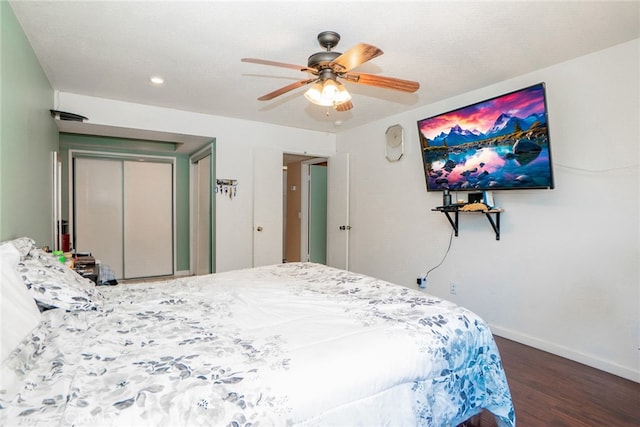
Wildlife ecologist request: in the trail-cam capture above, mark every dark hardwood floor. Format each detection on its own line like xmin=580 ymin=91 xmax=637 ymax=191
xmin=464 ymin=336 xmax=640 ymax=427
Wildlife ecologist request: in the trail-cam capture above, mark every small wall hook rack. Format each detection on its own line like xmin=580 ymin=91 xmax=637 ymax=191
xmin=216 ymin=179 xmax=238 ymax=199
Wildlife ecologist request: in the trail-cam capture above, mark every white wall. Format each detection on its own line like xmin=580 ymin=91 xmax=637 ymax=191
xmin=336 ymin=39 xmax=639 ymax=382
xmin=55 ymin=40 xmax=639 ymax=381
xmin=56 ymin=93 xmax=336 ymax=272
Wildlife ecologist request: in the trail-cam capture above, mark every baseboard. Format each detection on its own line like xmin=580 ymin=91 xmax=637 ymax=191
xmin=174 ymin=270 xmax=191 ymax=277
xmin=489 ymin=323 xmax=640 ymax=383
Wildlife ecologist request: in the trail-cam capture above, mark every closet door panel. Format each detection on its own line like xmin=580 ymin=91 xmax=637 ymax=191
xmin=74 ymin=158 xmax=124 ymax=278
xmin=123 ymin=161 xmax=173 ymax=278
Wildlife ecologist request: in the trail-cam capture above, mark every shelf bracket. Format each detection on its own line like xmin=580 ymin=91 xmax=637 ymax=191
xmin=484 ymin=211 xmax=501 ymax=240
xmin=441 ymin=210 xmax=459 ymax=237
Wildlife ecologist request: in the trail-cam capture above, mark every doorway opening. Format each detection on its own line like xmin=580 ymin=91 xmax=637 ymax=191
xmin=283 ymin=154 xmax=327 ymax=264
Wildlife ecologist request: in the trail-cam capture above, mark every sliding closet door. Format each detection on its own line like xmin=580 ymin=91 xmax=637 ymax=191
xmin=123 ymin=161 xmax=173 ymax=278
xmin=74 ymin=158 xmax=124 ymax=278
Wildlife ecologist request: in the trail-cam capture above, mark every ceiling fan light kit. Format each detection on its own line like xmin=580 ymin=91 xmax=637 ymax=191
xmin=304 ymin=79 xmax=352 ymax=107
xmin=241 ymin=31 xmax=419 ymax=112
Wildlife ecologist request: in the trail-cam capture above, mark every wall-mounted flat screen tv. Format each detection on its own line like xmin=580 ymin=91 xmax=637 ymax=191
xmin=417 ymin=83 xmax=554 ymax=192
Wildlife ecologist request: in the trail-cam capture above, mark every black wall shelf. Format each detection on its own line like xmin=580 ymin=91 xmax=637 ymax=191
xmin=432 ymin=207 xmax=503 ymax=240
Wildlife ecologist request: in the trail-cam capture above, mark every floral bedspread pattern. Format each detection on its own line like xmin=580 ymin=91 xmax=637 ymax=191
xmin=1 ymin=263 xmax=515 ymax=426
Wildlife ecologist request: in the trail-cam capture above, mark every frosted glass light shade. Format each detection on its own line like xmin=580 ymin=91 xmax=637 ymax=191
xmin=305 ymin=80 xmax=351 ymax=107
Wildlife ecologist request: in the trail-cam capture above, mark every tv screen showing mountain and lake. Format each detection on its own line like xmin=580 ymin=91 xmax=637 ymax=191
xmin=417 ymin=83 xmax=554 ymax=192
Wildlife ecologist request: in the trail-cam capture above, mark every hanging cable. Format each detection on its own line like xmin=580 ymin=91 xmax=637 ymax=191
xmin=425 ymin=228 xmax=454 ymax=279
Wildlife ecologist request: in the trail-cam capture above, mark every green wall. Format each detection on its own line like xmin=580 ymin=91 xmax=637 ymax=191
xmin=1 ymin=3 xmax=209 ymax=272
xmin=0 ymin=2 xmax=58 ymax=245
xmin=59 ymin=133 xmax=196 ymax=272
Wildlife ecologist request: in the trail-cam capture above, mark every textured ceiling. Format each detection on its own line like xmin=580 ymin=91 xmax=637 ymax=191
xmin=9 ymin=1 xmax=640 ymax=136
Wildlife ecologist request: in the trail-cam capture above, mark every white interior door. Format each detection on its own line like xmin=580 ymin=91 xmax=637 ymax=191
xmin=74 ymin=158 xmax=124 ymax=278
xmin=327 ymin=153 xmax=350 ymax=270
xmin=123 ymin=161 xmax=173 ymax=278
xmin=195 ymin=155 xmax=211 ymax=275
xmin=253 ymin=147 xmax=283 ymax=267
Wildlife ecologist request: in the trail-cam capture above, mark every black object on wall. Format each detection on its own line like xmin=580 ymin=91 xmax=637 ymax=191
xmin=50 ymin=110 xmax=88 ymax=122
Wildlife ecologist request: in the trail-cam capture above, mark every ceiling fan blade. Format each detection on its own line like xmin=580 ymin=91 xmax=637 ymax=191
xmin=257 ymin=78 xmax=317 ymax=101
xmin=241 ymin=58 xmax=316 ymax=74
xmin=343 ymin=72 xmax=420 ymax=93
xmin=330 ymin=43 xmax=383 ymax=72
xmin=334 ymin=100 xmax=353 ymax=112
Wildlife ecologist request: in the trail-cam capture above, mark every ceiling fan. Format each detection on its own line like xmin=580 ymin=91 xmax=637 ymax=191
xmin=241 ymin=31 xmax=420 ymax=112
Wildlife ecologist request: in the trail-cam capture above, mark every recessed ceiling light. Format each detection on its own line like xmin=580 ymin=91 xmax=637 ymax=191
xmin=150 ymin=76 xmax=164 ymax=85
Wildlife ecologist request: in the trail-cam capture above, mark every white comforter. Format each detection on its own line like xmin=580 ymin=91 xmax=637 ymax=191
xmin=1 ymin=263 xmax=515 ymax=426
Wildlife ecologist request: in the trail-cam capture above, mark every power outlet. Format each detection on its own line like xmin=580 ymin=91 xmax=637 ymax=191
xmin=449 ymin=282 xmax=458 ymax=295
xmin=417 ymin=276 xmax=427 ymax=289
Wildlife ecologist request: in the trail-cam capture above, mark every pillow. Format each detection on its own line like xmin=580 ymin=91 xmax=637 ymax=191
xmin=28 ymin=249 xmax=96 ymax=288
xmin=0 ymin=242 xmax=42 ymax=362
xmin=0 ymin=237 xmax=36 ymax=259
xmin=18 ymin=252 xmax=103 ymax=312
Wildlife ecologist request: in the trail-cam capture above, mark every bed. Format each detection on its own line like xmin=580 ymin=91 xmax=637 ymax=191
xmin=1 ymin=237 xmax=515 ymax=426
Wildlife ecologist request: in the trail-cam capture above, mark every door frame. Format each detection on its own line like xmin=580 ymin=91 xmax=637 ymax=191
xmin=189 ymin=142 xmax=216 ymax=275
xmin=282 ymin=153 xmax=345 ymax=266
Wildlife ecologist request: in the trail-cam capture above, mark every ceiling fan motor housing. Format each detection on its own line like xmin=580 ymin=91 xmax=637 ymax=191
xmin=307 ymin=51 xmax=341 ymax=69
xmin=308 ymin=31 xmax=342 ymax=71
